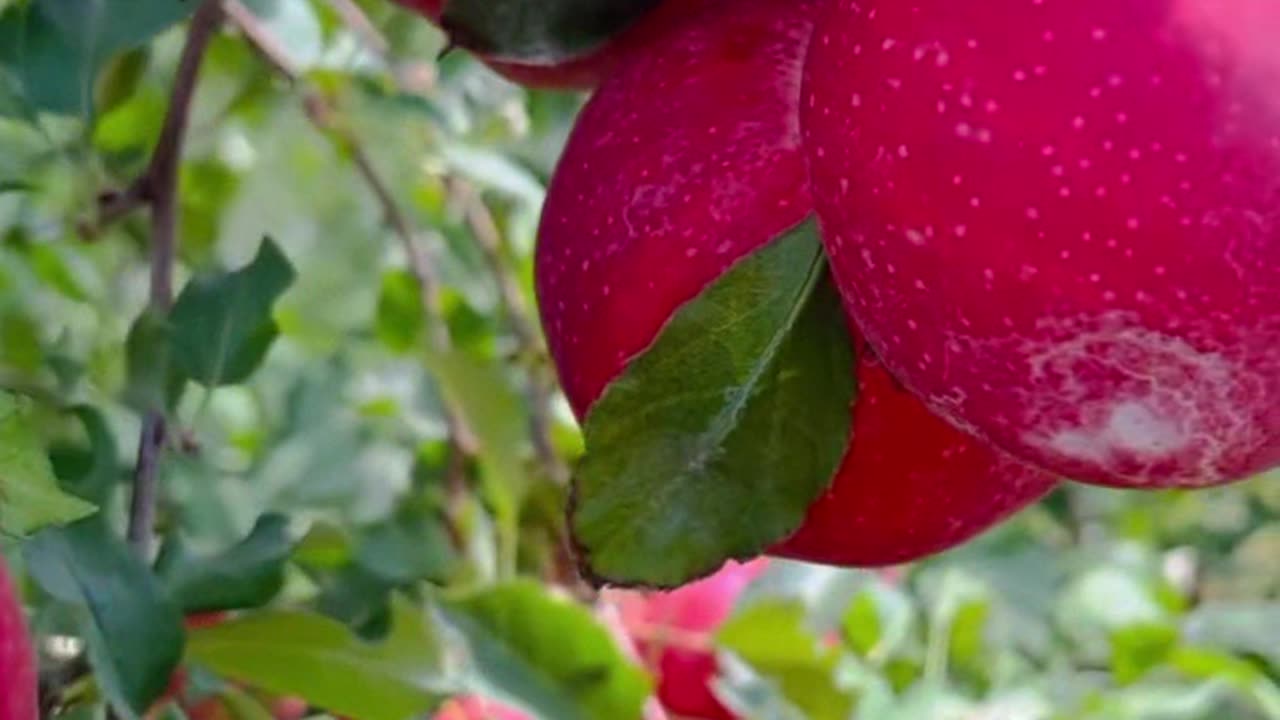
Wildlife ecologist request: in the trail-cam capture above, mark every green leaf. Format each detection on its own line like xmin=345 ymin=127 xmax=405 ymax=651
xmin=0 ymin=392 xmax=97 ymax=536
xmin=159 ymin=514 xmax=294 ymax=614
xmin=25 ymin=243 xmax=88 ymax=301
xmin=1171 ymin=647 xmax=1280 ymax=718
xmin=1183 ymin=603 xmax=1280 ymax=668
xmin=49 ymin=405 xmax=120 ymax=506
xmin=354 ymin=512 xmax=455 ymax=585
xmin=375 ymin=269 xmax=425 ymax=353
xmin=124 ymin=307 xmax=187 ymax=413
xmin=170 ymin=237 xmax=296 ymax=387
xmin=0 ymin=0 xmax=193 ymax=118
xmin=24 ymin=516 xmax=186 ymax=717
xmin=1111 ymin=623 xmax=1179 ymax=685
xmin=219 ymin=687 xmax=277 ymax=720
xmin=1089 ymin=680 xmax=1235 ymax=719
xmin=440 ymin=0 xmax=662 ymax=65
xmin=717 ymin=600 xmax=854 ymax=720
xmin=0 ymin=311 xmax=42 ymax=372
xmin=93 ymin=46 xmax=150 ymax=116
xmin=424 ymin=349 xmax=530 ymax=573
xmin=1169 ymin=647 xmax=1263 ymax=687
xmin=0 ymin=178 xmax=33 ymax=195
xmin=843 ymin=591 xmax=883 ymax=659
xmin=38 ymin=0 xmax=196 ymax=64
xmin=571 ymin=220 xmax=854 ymax=587
xmin=186 ymin=598 xmax=446 ymax=720
xmin=0 ymin=3 xmax=86 ymax=116
xmin=840 ymin=581 xmax=915 ymax=665
xmin=293 ymin=520 xmax=353 ymax=569
xmin=440 ymin=580 xmax=651 ymax=720
xmin=947 ymin=599 xmax=990 ymax=690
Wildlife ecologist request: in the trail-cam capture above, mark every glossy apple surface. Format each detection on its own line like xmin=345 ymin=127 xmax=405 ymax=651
xmin=536 ymin=0 xmax=1055 ymax=567
xmin=804 ymin=0 xmax=1280 ymax=487
xmin=0 ymin=558 xmax=36 ymax=720
xmin=772 ymin=350 xmax=1053 ymax=565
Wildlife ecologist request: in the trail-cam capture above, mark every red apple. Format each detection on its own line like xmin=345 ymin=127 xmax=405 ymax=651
xmin=803 ymin=0 xmax=1280 ymax=488
xmin=433 ymin=695 xmax=529 ymax=720
xmin=605 ymin=559 xmax=767 ymax=720
xmin=0 ymin=558 xmax=36 ymax=720
xmin=535 ymin=0 xmax=1054 ymax=567
xmin=396 ymin=0 xmax=712 ymax=89
xmin=771 ymin=350 xmax=1052 ymax=566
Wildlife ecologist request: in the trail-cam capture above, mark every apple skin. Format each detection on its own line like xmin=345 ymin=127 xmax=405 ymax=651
xmin=395 ymin=0 xmax=709 ymax=89
xmin=538 ymin=0 xmax=816 ymax=412
xmin=535 ymin=0 xmax=1055 ymax=566
xmin=803 ymin=0 xmax=1280 ymax=488
xmin=771 ymin=350 xmax=1052 ymax=566
xmin=0 ymin=558 xmax=36 ymax=720
xmin=604 ymin=558 xmax=768 ymax=720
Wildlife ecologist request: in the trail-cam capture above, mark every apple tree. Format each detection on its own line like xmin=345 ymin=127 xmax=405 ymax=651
xmin=1 ymin=1 xmax=1280 ymax=719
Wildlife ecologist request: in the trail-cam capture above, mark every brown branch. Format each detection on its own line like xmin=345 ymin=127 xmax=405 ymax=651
xmin=320 ymin=0 xmax=436 ymax=94
xmin=225 ymin=0 xmax=476 ymax=543
xmin=222 ymin=0 xmax=298 ymax=76
xmin=125 ymin=0 xmax=224 ymax=557
xmin=448 ymin=178 xmax=570 ymax=486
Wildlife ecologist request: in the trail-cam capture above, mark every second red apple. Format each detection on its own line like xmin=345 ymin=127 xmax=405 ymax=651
xmin=804 ymin=0 xmax=1280 ymax=488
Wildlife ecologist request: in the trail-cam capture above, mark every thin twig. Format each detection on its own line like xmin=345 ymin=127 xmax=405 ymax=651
xmin=448 ymin=178 xmax=570 ymax=485
xmin=125 ymin=0 xmax=224 ymax=556
xmin=225 ymin=0 xmax=476 ymax=543
xmin=320 ymin=0 xmax=435 ymax=93
xmin=325 ymin=0 xmax=389 ymax=57
xmin=318 ymin=0 xmax=572 ymax=537
xmin=222 ymin=0 xmax=298 ymax=76
xmin=93 ymin=180 xmax=149 ymax=230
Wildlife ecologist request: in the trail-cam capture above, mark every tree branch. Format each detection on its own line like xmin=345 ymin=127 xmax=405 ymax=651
xmin=125 ymin=0 xmax=224 ymax=556
xmin=447 ymin=178 xmax=569 ymax=486
xmin=224 ymin=0 xmax=477 ymax=544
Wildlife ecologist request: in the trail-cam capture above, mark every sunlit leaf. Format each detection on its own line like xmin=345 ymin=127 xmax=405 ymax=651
xmin=0 ymin=392 xmax=96 ymax=536
xmin=187 ymin=597 xmax=446 ymax=720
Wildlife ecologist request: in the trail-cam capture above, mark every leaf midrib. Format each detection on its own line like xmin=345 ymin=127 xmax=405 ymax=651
xmin=677 ymin=241 xmax=824 ymax=479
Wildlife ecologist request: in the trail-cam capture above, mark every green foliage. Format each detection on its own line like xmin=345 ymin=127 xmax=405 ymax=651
xmin=26 ymin=516 xmax=186 ymax=716
xmin=1 ymin=2 xmax=1279 ymax=720
xmin=439 ymin=581 xmax=652 ymax=719
xmin=187 ymin=598 xmax=446 ymax=719
xmin=718 ymin=601 xmax=852 ymax=720
xmin=169 ymin=237 xmax=296 ymax=387
xmin=0 ymin=392 xmax=96 ymax=535
xmin=158 ymin=513 xmax=294 ymax=613
xmin=0 ymin=0 xmax=191 ymax=117
xmin=573 ymin=221 xmax=855 ymax=587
